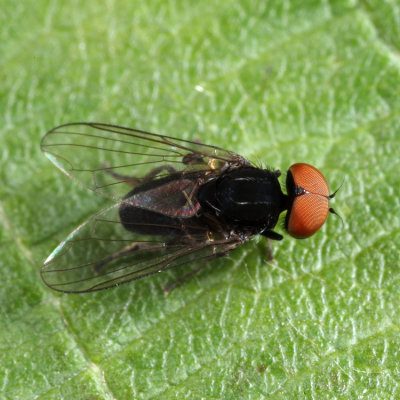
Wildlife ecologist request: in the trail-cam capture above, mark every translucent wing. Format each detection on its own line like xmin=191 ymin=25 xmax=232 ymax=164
xmin=41 ymin=204 xmax=243 ymax=293
xmin=41 ymin=123 xmax=250 ymax=201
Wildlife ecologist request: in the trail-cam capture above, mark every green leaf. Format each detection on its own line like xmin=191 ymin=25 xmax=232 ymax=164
xmin=1 ymin=0 xmax=400 ymax=398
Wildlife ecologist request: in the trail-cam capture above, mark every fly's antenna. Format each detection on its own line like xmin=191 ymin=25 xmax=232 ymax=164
xmin=328 ymin=176 xmax=344 ymax=226
xmin=329 ymin=177 xmax=345 ymax=199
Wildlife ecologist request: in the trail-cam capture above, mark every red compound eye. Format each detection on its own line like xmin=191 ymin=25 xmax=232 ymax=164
xmin=285 ymin=163 xmax=330 ymax=239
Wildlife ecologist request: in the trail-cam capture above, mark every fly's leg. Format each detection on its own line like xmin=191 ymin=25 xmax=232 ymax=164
xmin=260 ymin=230 xmax=283 ymax=262
xmin=163 ymin=261 xmax=209 ymax=294
xmin=266 ymin=239 xmax=274 ymax=262
xmin=102 ymin=149 xmax=210 ymax=187
xmin=163 ymin=250 xmax=228 ymax=294
xmin=102 ymin=163 xmax=178 ymax=187
xmin=94 ymin=241 xmax=165 ymax=273
xmin=182 ymin=152 xmax=205 ymax=165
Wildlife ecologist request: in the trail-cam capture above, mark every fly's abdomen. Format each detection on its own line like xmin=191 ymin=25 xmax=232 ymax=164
xmin=119 ymin=177 xmax=202 ymax=236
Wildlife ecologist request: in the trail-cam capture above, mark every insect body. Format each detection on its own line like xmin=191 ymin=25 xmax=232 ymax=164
xmin=41 ymin=123 xmax=337 ymax=293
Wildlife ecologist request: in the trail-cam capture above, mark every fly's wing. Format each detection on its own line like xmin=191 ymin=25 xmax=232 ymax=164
xmin=41 ymin=123 xmax=250 ymax=201
xmin=41 ymin=204 xmax=243 ymax=293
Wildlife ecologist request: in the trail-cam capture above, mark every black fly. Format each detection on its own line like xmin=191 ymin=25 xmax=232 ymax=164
xmin=41 ymin=123 xmax=336 ymax=293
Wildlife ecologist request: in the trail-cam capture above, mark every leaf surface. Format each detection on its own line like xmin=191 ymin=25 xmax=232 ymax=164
xmin=1 ymin=0 xmax=399 ymax=398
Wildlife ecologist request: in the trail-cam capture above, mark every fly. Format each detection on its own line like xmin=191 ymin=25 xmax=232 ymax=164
xmin=40 ymin=123 xmax=338 ymax=293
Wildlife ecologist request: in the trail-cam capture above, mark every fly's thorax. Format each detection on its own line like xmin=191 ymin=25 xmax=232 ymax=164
xmin=198 ymin=166 xmax=286 ymax=230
